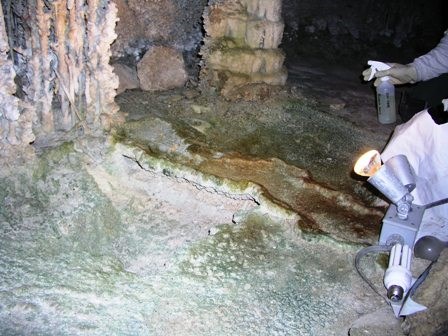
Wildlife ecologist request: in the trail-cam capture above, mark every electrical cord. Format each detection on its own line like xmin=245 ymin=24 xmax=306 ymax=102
xmin=354 ymin=244 xmax=392 ymax=303
xmin=354 ymin=197 xmax=448 ymax=305
xmin=425 ymin=197 xmax=448 ymax=210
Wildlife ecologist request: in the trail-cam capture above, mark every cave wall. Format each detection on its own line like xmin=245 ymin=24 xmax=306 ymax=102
xmin=112 ymin=0 xmax=207 ymax=78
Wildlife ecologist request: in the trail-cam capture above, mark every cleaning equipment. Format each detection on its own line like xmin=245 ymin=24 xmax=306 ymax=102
xmin=354 ymin=150 xmax=448 ymax=317
xmin=365 ymin=61 xmax=396 ymax=124
xmin=354 ymin=102 xmax=448 ymax=318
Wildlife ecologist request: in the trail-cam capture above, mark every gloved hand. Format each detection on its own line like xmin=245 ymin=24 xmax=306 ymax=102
xmin=362 ymin=63 xmax=418 ymax=86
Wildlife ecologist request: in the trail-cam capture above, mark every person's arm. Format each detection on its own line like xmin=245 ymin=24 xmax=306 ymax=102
xmin=362 ymin=29 xmax=448 ymax=86
xmin=411 ymin=30 xmax=448 ymax=82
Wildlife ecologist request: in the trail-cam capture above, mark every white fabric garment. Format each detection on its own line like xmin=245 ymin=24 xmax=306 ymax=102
xmin=381 ymin=110 xmax=448 ymax=240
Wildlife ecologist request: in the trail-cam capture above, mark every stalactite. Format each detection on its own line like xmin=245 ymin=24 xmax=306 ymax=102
xmin=86 ymin=0 xmax=100 ymax=127
xmin=0 ymin=0 xmax=121 ymax=153
xmin=53 ymin=0 xmax=73 ymax=130
xmin=0 ymin=1 xmax=22 ymax=147
xmin=36 ymin=0 xmax=54 ymax=132
xmin=67 ymin=0 xmax=86 ymax=119
xmin=85 ymin=0 xmax=121 ymax=131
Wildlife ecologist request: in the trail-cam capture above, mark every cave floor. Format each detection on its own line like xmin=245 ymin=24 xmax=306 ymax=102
xmin=0 ymin=61 xmax=409 ymax=335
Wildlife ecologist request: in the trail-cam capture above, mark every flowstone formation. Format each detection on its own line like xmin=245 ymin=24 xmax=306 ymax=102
xmin=0 ymin=138 xmax=384 ymax=335
xmin=200 ymin=0 xmax=287 ymax=99
xmin=0 ymin=0 xmax=122 ymax=156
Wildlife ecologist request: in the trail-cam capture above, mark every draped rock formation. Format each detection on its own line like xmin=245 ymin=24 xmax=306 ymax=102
xmin=0 ymin=0 xmax=122 ymax=154
xmin=200 ymin=0 xmax=287 ymax=100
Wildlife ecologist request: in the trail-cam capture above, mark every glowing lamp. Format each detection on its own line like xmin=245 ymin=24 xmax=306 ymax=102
xmin=354 ymin=151 xmax=415 ymax=219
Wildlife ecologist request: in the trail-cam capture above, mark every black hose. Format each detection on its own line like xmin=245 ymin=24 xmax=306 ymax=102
xmin=425 ymin=197 xmax=448 ymax=210
xmin=354 ymin=244 xmax=392 ymax=303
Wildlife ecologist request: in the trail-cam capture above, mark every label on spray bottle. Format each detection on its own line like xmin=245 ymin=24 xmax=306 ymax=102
xmin=377 ymin=79 xmax=396 ymax=124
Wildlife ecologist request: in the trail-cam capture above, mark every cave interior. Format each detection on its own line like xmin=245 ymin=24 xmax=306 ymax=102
xmin=0 ymin=0 xmax=447 ymax=335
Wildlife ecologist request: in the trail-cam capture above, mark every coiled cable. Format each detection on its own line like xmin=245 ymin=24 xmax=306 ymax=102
xmin=354 ymin=244 xmax=392 ymax=303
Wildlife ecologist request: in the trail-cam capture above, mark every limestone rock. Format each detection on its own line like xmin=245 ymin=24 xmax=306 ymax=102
xmin=112 ymin=0 xmax=142 ymax=58
xmin=207 ymin=9 xmax=247 ymax=42
xmin=209 ymin=49 xmax=285 ymax=74
xmin=246 ymin=19 xmax=284 ymax=49
xmin=215 ymin=69 xmax=287 ymax=99
xmin=137 ymin=46 xmax=188 ymax=91
xmin=348 ymin=307 xmax=405 ymax=336
xmin=200 ymin=0 xmax=286 ymax=100
xmin=113 ymin=63 xmax=140 ymax=94
xmin=112 ymin=0 xmax=177 ymax=58
xmin=246 ymin=0 xmax=282 ymax=21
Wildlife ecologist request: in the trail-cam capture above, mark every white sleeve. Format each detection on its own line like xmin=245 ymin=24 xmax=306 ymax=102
xmin=412 ymin=30 xmax=448 ymax=82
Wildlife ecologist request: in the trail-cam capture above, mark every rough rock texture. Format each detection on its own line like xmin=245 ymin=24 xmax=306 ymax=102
xmin=0 ymin=136 xmax=385 ymax=335
xmin=348 ymin=307 xmax=405 ymax=336
xmin=113 ymin=63 xmax=140 ymax=94
xmin=200 ymin=0 xmax=287 ymax=100
xmin=111 ymin=0 xmax=206 ymax=79
xmin=0 ymin=1 xmax=32 ymax=150
xmin=137 ymin=46 xmax=188 ymax=91
xmin=116 ymin=89 xmax=387 ymax=244
xmin=112 ymin=0 xmax=177 ymax=59
xmin=0 ymin=0 xmax=122 ymax=152
xmin=404 ymin=249 xmax=448 ymax=336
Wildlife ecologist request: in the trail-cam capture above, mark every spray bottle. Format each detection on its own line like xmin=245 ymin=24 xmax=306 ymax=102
xmin=366 ymin=61 xmax=396 ymax=124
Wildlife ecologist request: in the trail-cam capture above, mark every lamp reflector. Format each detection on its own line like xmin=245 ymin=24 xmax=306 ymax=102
xmin=354 ymin=150 xmax=382 ymax=177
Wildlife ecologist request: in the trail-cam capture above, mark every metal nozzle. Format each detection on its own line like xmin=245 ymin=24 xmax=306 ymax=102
xmin=387 ymin=285 xmax=404 ymax=302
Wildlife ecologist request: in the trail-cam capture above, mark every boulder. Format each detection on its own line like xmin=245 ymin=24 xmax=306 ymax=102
xmin=137 ymin=46 xmax=188 ymax=91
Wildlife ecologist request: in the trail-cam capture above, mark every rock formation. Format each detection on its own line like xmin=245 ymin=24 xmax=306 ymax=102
xmin=111 ymin=0 xmax=206 ymax=82
xmin=200 ymin=0 xmax=287 ymax=100
xmin=0 ymin=0 xmax=122 ymax=155
xmin=0 ymin=1 xmax=28 ymax=149
xmin=137 ymin=46 xmax=188 ymax=91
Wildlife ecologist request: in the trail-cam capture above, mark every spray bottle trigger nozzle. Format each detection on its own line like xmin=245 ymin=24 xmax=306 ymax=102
xmin=367 ymin=61 xmax=391 ymax=81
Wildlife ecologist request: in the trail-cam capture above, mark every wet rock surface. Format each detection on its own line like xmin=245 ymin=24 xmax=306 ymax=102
xmin=116 ymin=77 xmax=388 ymax=244
xmin=0 ymin=139 xmax=383 ymax=335
xmin=2 ymin=59 xmax=436 ymax=335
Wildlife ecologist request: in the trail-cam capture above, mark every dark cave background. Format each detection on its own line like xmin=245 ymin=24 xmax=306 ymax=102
xmin=281 ymin=0 xmax=448 ymax=68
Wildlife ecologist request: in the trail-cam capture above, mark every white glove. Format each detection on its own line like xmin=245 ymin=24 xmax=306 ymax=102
xmin=362 ymin=63 xmax=418 ymax=86
xmin=443 ymin=98 xmax=448 ymax=111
